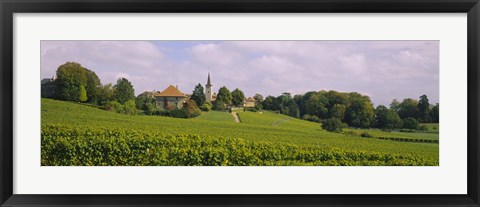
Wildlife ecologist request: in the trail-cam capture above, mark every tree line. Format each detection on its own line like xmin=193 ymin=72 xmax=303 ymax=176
xmin=43 ymin=62 xmax=439 ymax=128
xmin=256 ymin=90 xmax=439 ymax=132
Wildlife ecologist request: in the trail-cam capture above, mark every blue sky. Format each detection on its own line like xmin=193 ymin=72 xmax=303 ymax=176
xmin=41 ymin=40 xmax=439 ymax=106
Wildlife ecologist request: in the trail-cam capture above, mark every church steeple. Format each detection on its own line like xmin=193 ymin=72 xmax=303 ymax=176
xmin=206 ymin=73 xmax=212 ymax=87
xmin=205 ymin=73 xmax=213 ymax=103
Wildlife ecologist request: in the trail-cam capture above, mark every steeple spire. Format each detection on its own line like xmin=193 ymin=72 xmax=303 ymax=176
xmin=206 ymin=73 xmax=212 ymax=86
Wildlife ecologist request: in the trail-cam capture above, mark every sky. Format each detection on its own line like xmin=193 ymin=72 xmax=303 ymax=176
xmin=41 ymin=40 xmax=439 ymax=107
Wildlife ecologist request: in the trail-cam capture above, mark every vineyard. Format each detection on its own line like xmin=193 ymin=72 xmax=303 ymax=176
xmin=41 ymin=98 xmax=439 ymax=166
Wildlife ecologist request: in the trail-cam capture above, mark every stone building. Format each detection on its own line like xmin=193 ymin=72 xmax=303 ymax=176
xmin=154 ymin=85 xmax=187 ymax=110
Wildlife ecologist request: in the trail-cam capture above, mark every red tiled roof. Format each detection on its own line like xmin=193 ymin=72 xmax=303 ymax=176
xmin=156 ymin=85 xmax=186 ymax=97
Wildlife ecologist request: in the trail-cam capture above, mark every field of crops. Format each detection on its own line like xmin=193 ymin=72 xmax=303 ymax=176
xmin=41 ymin=98 xmax=439 ymax=166
xmin=195 ymin=111 xmax=234 ymax=122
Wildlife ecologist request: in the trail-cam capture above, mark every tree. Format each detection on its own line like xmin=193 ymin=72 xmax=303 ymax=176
xmin=184 ymin=99 xmax=201 ymax=118
xmin=262 ymin=96 xmax=275 ymax=110
xmin=96 ymin=84 xmax=114 ymax=106
xmin=389 ymin=99 xmax=400 ymax=112
xmin=397 ymin=98 xmax=419 ymax=120
xmin=403 ymin=117 xmax=419 ymax=130
xmin=216 ymin=86 xmax=232 ymax=106
xmin=430 ymin=103 xmax=439 ymax=123
xmin=231 ymin=88 xmax=246 ymax=107
xmin=253 ymin=93 xmax=264 ymax=103
xmin=286 ymin=99 xmax=300 ymax=118
xmin=329 ymin=104 xmax=346 ymax=120
xmin=303 ymin=92 xmax=328 ymax=119
xmin=344 ymin=93 xmax=375 ymax=128
xmin=79 ymin=85 xmax=87 ymax=102
xmin=113 ymin=78 xmax=135 ymax=104
xmin=56 ymin=62 xmax=88 ymax=101
xmin=190 ymin=83 xmax=206 ymax=106
xmin=85 ymin=70 xmax=101 ymax=102
xmin=375 ymin=105 xmax=402 ymax=129
xmin=321 ymin=118 xmax=347 ymax=133
xmin=417 ymin=95 xmax=431 ymax=123
xmin=124 ymin=99 xmax=138 ymax=115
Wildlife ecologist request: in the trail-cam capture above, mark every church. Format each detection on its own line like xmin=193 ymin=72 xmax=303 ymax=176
xmin=150 ymin=73 xmax=216 ymax=110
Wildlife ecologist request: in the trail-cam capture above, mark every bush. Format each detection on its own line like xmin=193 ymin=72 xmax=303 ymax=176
xmin=321 ymin=118 xmax=347 ymax=133
xmin=344 ymin=130 xmax=361 ymax=137
xmin=243 ymin=107 xmax=257 ymax=112
xmin=303 ymin=114 xmax=321 ymax=123
xmin=200 ymin=103 xmax=212 ymax=112
xmin=124 ymin=99 xmax=138 ymax=116
xmin=169 ymin=109 xmax=188 ymax=118
xmin=418 ymin=125 xmax=429 ymax=131
xmin=403 ymin=117 xmax=419 ymax=130
xmin=360 ymin=132 xmax=373 ymax=138
xmin=104 ymin=100 xmax=124 ymax=114
xmin=184 ymin=100 xmax=201 ymax=118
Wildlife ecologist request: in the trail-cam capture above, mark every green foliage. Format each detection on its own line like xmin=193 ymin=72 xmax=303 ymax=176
xmin=216 ymin=86 xmax=232 ymax=106
xmin=397 ymin=98 xmax=419 ymax=120
xmin=231 ymin=88 xmax=246 ymax=107
xmin=113 ymin=78 xmax=135 ymax=104
xmin=213 ymin=101 xmax=226 ymax=111
xmin=430 ymin=104 xmax=439 ymax=123
xmin=41 ymin=99 xmax=439 ymax=166
xmin=95 ymin=84 xmax=114 ymax=106
xmin=79 ymin=85 xmax=87 ymax=102
xmin=375 ymin=105 xmax=402 ymax=129
xmin=417 ymin=95 xmax=431 ymax=123
xmin=104 ymin=100 xmax=124 ymax=114
xmin=302 ymin=114 xmax=321 ymax=123
xmin=329 ymin=104 xmax=346 ymax=120
xmin=360 ymin=132 xmax=374 ymax=138
xmin=41 ymin=124 xmax=438 ymax=166
xmin=190 ymin=83 xmax=206 ymax=106
xmin=184 ymin=99 xmax=202 ymax=118
xmin=124 ymin=99 xmax=138 ymax=116
xmin=344 ymin=93 xmax=375 ymax=128
xmin=169 ymin=109 xmax=188 ymax=118
xmin=403 ymin=117 xmax=419 ymax=130
xmin=195 ymin=111 xmax=233 ymax=122
xmin=200 ymin=102 xmax=212 ymax=112
xmin=321 ymin=118 xmax=347 ymax=133
xmin=56 ymin=62 xmax=88 ymax=101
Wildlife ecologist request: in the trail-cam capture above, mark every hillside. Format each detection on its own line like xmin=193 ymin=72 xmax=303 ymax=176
xmin=41 ymin=98 xmax=439 ymax=166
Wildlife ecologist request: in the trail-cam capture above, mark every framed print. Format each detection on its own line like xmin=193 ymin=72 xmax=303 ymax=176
xmin=1 ymin=0 xmax=479 ymax=206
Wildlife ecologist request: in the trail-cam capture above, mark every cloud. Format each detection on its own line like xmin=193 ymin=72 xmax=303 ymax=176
xmin=41 ymin=40 xmax=439 ymax=106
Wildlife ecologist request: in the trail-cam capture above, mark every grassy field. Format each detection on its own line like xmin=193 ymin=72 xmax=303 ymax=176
xmin=41 ymin=98 xmax=439 ymax=166
xmin=195 ymin=111 xmax=234 ymax=122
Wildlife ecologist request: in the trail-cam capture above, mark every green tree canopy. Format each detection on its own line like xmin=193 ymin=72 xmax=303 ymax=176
xmin=56 ymin=62 xmax=88 ymax=101
xmin=79 ymin=85 xmax=87 ymax=102
xmin=375 ymin=105 xmax=403 ymax=129
xmin=190 ymin=83 xmax=206 ymax=106
xmin=344 ymin=92 xmax=375 ymax=128
xmin=397 ymin=98 xmax=419 ymax=119
xmin=417 ymin=94 xmax=431 ymax=123
xmin=216 ymin=86 xmax=232 ymax=106
xmin=231 ymin=88 xmax=246 ymax=107
xmin=113 ymin=78 xmax=135 ymax=104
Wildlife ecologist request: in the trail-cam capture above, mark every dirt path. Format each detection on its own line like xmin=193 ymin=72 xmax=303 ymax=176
xmin=231 ymin=112 xmax=240 ymax=123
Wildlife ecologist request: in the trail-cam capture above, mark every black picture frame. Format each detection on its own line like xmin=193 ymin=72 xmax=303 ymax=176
xmin=1 ymin=0 xmax=479 ymax=206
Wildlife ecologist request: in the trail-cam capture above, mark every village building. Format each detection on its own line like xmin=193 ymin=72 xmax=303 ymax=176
xmin=154 ymin=85 xmax=187 ymax=110
xmin=244 ymin=97 xmax=256 ymax=108
xmin=205 ymin=73 xmax=214 ymax=103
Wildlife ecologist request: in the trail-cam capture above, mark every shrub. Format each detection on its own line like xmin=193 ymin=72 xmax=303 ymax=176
xmin=418 ymin=124 xmax=429 ymax=131
xmin=403 ymin=117 xmax=419 ymax=130
xmin=169 ymin=109 xmax=188 ymax=118
xmin=321 ymin=118 xmax=347 ymax=133
xmin=303 ymin=114 xmax=321 ymax=123
xmin=360 ymin=132 xmax=373 ymax=138
xmin=104 ymin=100 xmax=124 ymax=114
xmin=184 ymin=100 xmax=201 ymax=118
xmin=200 ymin=103 xmax=212 ymax=112
xmin=124 ymin=99 xmax=138 ymax=115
